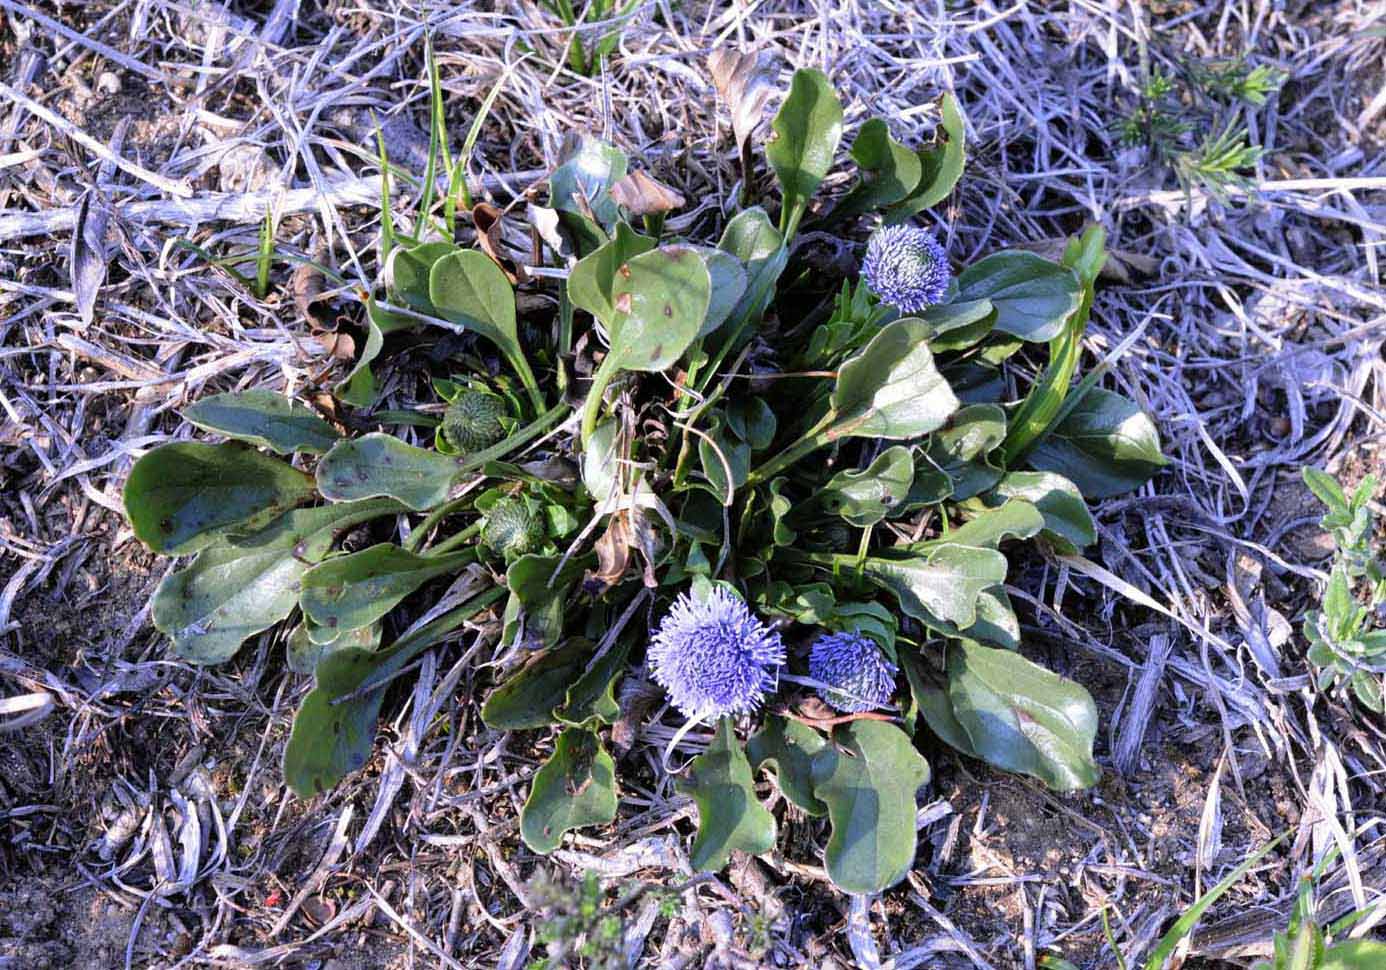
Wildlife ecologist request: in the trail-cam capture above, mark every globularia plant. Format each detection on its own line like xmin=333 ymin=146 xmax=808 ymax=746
xmin=123 ymin=62 xmax=1166 ymax=896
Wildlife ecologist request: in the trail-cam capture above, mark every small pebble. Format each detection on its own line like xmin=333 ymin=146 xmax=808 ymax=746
xmin=97 ymin=71 xmax=121 ymax=94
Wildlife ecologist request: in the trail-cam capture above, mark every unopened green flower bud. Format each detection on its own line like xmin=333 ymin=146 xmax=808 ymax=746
xmin=482 ymin=497 xmax=546 ymax=558
xmin=442 ymin=391 xmax=507 ymax=453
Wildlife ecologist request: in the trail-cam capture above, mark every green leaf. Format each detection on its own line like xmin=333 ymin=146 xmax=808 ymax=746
xmin=286 ymin=621 xmax=381 ymax=675
xmin=428 ymin=249 xmax=520 ymax=357
xmin=954 ymin=251 xmax=1083 ymax=342
xmin=335 ymin=296 xmax=410 ymax=408
xmin=698 ymin=415 xmax=751 ymax=498
xmin=182 ymin=390 xmax=340 ymax=455
xmin=830 ymin=317 xmax=959 ymax=440
xmin=860 ymin=543 xmax=1008 ymax=629
xmin=389 ymin=240 xmax=456 ymax=313
xmin=903 ymin=403 xmax=1007 ymax=509
xmin=300 ymin=544 xmax=474 ymax=634
xmin=717 ymin=207 xmax=787 ymax=334
xmin=607 ymin=245 xmax=711 ymax=371
xmin=819 ymin=445 xmax=915 ymax=526
xmin=767 ymin=68 xmax=844 ymax=237
xmin=1302 ymin=466 xmax=1348 ymax=513
xmin=316 ymin=433 xmax=459 ymax=510
xmin=283 ymin=646 xmax=391 ymax=796
xmin=917 ymin=299 xmax=995 ymax=350
xmin=695 ymin=248 xmax=749 ymax=339
xmin=152 ymin=499 xmax=398 ymax=664
xmin=810 ymin=720 xmax=929 ymax=894
xmin=832 ymin=118 xmax=923 ymax=221
xmin=983 ymin=471 xmax=1095 ymax=553
xmin=901 ymin=652 xmax=976 ymax=752
xmin=481 ymin=639 xmax=592 ymax=730
xmin=567 ymin=222 xmax=656 ymax=326
xmin=678 ymin=718 xmax=776 ymax=871
xmin=937 ymin=499 xmax=1044 ymax=549
xmin=747 ymin=715 xmax=827 ymax=815
xmin=886 ymin=92 xmax=966 ymax=222
xmin=124 ymin=442 xmax=316 ymax=554
xmin=581 ymin=418 xmax=623 ymax=505
xmin=549 ymin=136 xmax=629 ymax=253
xmin=283 ymin=586 xmax=505 ymax=797
xmin=556 ymin=636 xmax=632 ymax=727
xmin=520 ymin=728 xmax=618 ymax=853
xmin=947 ymin=641 xmax=1099 ymax=791
xmin=1026 ymin=387 xmax=1167 ymax=498
xmin=504 ymin=554 xmax=590 ymax=651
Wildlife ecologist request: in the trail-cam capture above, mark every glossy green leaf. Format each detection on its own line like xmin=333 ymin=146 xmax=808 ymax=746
xmin=832 ymin=118 xmax=923 ymax=221
xmin=917 ymin=299 xmax=995 ymax=350
xmin=887 ymin=92 xmax=966 ymax=222
xmin=717 ymin=206 xmax=787 ymax=334
xmin=819 ymin=445 xmax=914 ymax=526
xmin=698 ymin=416 xmax=751 ymax=498
xmin=125 ymin=442 xmax=316 ymax=554
xmin=747 ymin=715 xmax=827 ymax=815
xmin=581 ymin=418 xmax=622 ymax=505
xmin=300 ymin=544 xmax=474 ymax=634
xmin=810 ymin=719 xmax=929 ymax=894
xmin=607 ymin=245 xmax=711 ymax=371
xmin=902 ymin=403 xmax=1007 ymax=510
xmin=860 ymin=543 xmax=1008 ymax=629
xmin=549 ymin=136 xmax=629 ymax=253
xmin=830 ymin=317 xmax=959 ymax=440
xmin=695 ymin=248 xmax=749 ymax=338
xmin=767 ymin=68 xmax=844 ymax=237
xmin=520 ymin=728 xmax=618 ymax=853
xmin=954 ymin=251 xmax=1082 ymax=342
xmin=316 ymin=433 xmax=459 ymax=510
xmin=983 ymin=471 xmax=1095 ymax=553
xmin=901 ymin=652 xmax=976 ymax=751
xmin=504 ymin=554 xmax=590 ymax=651
xmin=567 ymin=222 xmax=656 ymax=325
xmin=1027 ymin=387 xmax=1167 ymax=498
xmin=678 ymin=718 xmax=776 ymax=871
xmin=936 ymin=498 xmax=1044 ymax=550
xmin=947 ymin=641 xmax=1099 ymax=791
xmin=481 ymin=639 xmax=592 ymax=730
xmin=182 ymin=390 xmax=340 ymax=455
xmin=152 ymin=499 xmax=398 ymax=664
xmin=335 ymin=295 xmax=412 ymax=408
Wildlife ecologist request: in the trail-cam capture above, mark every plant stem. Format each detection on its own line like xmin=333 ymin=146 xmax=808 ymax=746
xmin=507 ymin=348 xmax=547 ymax=415
xmin=580 ymin=350 xmax=623 ymax=446
xmin=421 ymin=522 xmax=482 ymax=558
xmin=404 ymin=496 xmax=472 ymax=553
xmin=744 ymin=411 xmax=836 ymax=487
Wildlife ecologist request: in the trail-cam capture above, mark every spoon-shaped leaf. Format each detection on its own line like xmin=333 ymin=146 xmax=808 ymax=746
xmin=316 ymin=433 xmax=460 ymax=511
xmin=286 ymin=621 xmax=381 ymax=675
xmin=183 ymin=390 xmax=340 ymax=455
xmin=829 ymin=317 xmax=959 ymax=440
xmin=748 ymin=715 xmax=827 ymax=816
xmin=481 ymin=639 xmax=593 ymax=730
xmin=300 ymin=544 xmax=475 ymax=634
xmin=389 ymin=240 xmax=456 ymax=313
xmin=810 ymin=719 xmax=929 ymax=894
xmin=125 ymin=442 xmax=316 ymax=554
xmin=886 ymin=92 xmax=966 ymax=222
xmin=818 ymin=445 xmax=915 ymax=527
xmin=953 ymin=251 xmax=1082 ymax=343
xmin=946 ymin=640 xmax=1099 ymax=791
xmin=152 ymin=499 xmax=399 ymax=664
xmin=430 ymin=249 xmax=542 ymax=407
xmin=831 ymin=117 xmax=924 ymax=222
xmin=1026 ymin=387 xmax=1167 ymax=498
xmin=767 ymin=68 xmax=844 ymax=238
xmin=520 ymin=728 xmax=618 ymax=853
xmin=858 ymin=543 xmax=1008 ymax=629
xmin=608 ymin=245 xmax=711 ymax=372
xmin=678 ymin=718 xmax=776 ymax=871
xmin=567 ymin=222 xmax=655 ymax=325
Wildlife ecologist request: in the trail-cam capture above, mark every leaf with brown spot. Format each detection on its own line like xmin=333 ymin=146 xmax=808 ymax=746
xmin=709 ymin=48 xmax=777 ymax=179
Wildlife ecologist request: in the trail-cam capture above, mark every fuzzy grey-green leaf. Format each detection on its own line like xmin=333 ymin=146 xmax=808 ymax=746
xmin=316 ymin=433 xmax=460 ymax=510
xmin=300 ymin=544 xmax=473 ymax=634
xmin=183 ymin=390 xmax=340 ymax=455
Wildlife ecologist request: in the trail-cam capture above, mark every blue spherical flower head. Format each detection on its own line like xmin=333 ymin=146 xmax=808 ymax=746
xmin=647 ymin=587 xmax=785 ymax=719
xmin=809 ymin=631 xmax=899 ymax=713
xmin=861 ymin=225 xmax=950 ymax=313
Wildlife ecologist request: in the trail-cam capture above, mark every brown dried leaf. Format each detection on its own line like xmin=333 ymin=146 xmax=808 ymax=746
xmin=709 ymin=48 xmax=777 ymax=167
xmin=586 ymin=512 xmax=633 ymax=594
xmin=473 ymin=202 xmax=530 ymax=284
xmin=291 ymin=258 xmax=327 ymax=328
xmin=609 ymin=170 xmax=685 ymax=216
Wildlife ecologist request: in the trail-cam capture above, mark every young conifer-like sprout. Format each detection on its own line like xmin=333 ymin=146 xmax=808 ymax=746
xmin=861 ymin=224 xmax=951 ymax=313
xmin=442 ymin=390 xmax=508 ymax=453
xmin=808 ymin=631 xmax=899 ymax=712
xmin=647 ymin=587 xmax=785 ymax=718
